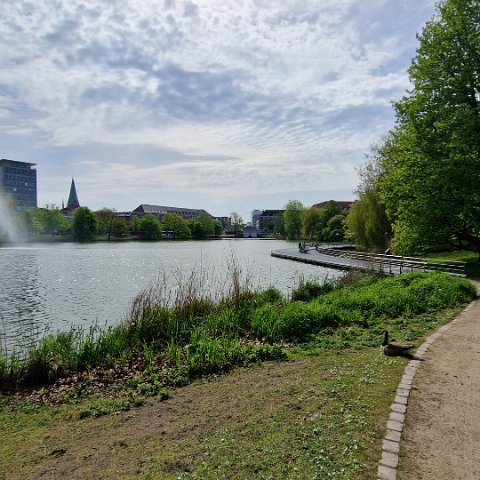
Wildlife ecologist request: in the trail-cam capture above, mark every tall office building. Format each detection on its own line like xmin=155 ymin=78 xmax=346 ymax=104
xmin=251 ymin=209 xmax=262 ymax=229
xmin=0 ymin=159 xmax=37 ymax=210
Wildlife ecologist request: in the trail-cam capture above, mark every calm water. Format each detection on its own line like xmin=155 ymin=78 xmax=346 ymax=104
xmin=0 ymin=240 xmax=341 ymax=351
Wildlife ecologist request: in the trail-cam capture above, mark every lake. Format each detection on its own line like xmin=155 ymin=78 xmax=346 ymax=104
xmin=0 ymin=239 xmax=341 ymax=352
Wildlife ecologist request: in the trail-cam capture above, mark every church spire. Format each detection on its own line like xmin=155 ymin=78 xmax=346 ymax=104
xmin=66 ymin=178 xmax=80 ymax=210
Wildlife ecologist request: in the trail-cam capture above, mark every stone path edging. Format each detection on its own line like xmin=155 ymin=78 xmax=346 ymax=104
xmin=376 ymin=301 xmax=477 ymax=480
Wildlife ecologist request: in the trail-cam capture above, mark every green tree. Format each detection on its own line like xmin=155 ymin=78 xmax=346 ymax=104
xmin=72 ymin=207 xmax=97 ymax=242
xmin=213 ymin=220 xmax=224 ymax=237
xmin=18 ymin=207 xmax=38 ymax=237
xmin=190 ymin=213 xmax=215 ymax=239
xmin=346 ymin=191 xmax=391 ymax=251
xmin=95 ymin=208 xmax=117 ymax=240
xmin=284 ymin=200 xmax=305 ymax=240
xmin=111 ymin=218 xmax=129 ymax=237
xmin=139 ymin=214 xmax=162 ymax=240
xmin=130 ymin=215 xmax=141 ymax=235
xmin=314 ymin=201 xmax=345 ymax=242
xmin=163 ymin=212 xmax=191 ymax=239
xmin=273 ymin=214 xmax=285 ymax=236
xmin=302 ymin=208 xmax=322 ymax=240
xmin=378 ymin=0 xmax=480 ymax=255
xmin=34 ymin=205 xmax=69 ymax=237
xmin=229 ymin=212 xmax=244 ymax=233
xmin=345 ymin=154 xmax=392 ymax=251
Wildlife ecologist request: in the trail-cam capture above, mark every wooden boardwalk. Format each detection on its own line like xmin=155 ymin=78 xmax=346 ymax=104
xmin=271 ymin=247 xmax=466 ymax=276
xmin=271 ymin=248 xmax=373 ymax=271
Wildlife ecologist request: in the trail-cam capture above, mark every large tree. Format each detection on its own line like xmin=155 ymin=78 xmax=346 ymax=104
xmin=95 ymin=208 xmax=117 ymax=240
xmin=139 ymin=214 xmax=162 ymax=240
xmin=229 ymin=212 xmax=244 ymax=233
xmin=72 ymin=207 xmax=97 ymax=242
xmin=314 ymin=201 xmax=346 ymax=242
xmin=34 ymin=205 xmax=69 ymax=237
xmin=163 ymin=212 xmax=191 ymax=239
xmin=345 ymin=153 xmax=392 ymax=251
xmin=378 ymin=0 xmax=480 ymax=255
xmin=284 ymin=200 xmax=305 ymax=240
xmin=190 ymin=213 xmax=215 ymax=239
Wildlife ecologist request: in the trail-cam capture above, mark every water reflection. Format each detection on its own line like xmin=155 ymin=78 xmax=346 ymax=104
xmin=0 ymin=240 xmax=342 ymax=352
xmin=0 ymin=248 xmax=46 ymax=352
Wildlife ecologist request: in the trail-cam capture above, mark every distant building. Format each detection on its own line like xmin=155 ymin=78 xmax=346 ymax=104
xmin=61 ymin=178 xmax=80 ymax=215
xmin=258 ymin=209 xmax=284 ymax=233
xmin=215 ymin=216 xmax=230 ymax=228
xmin=243 ymin=226 xmax=258 ymax=238
xmin=132 ymin=204 xmax=211 ymax=222
xmin=251 ymin=209 xmax=262 ymax=230
xmin=311 ymin=201 xmax=353 ymax=212
xmin=0 ymin=159 xmax=37 ymax=210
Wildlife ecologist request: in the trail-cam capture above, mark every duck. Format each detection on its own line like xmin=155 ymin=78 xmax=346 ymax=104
xmin=381 ymin=330 xmax=414 ymax=356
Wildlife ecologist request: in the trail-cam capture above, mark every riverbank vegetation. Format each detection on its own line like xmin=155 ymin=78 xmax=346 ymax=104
xmin=0 ymin=270 xmax=476 ymax=479
xmin=1 ymin=270 xmax=475 ymax=395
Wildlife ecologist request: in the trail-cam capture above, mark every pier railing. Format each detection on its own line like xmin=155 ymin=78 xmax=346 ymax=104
xmin=314 ymin=246 xmax=466 ymax=277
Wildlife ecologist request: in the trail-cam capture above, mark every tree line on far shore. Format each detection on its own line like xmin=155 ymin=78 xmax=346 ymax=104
xmin=11 ymin=205 xmax=225 ymax=242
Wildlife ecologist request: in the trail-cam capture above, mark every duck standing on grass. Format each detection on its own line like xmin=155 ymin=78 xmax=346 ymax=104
xmin=382 ymin=330 xmax=414 ymax=356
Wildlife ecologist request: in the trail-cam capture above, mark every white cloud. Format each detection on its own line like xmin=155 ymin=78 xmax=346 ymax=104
xmin=0 ymin=0 xmax=436 ymax=218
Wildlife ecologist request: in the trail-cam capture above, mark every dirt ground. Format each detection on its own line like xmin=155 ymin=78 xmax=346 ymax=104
xmin=399 ymin=297 xmax=480 ymax=479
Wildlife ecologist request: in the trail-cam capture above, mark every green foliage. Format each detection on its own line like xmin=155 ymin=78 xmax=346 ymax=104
xmin=291 ymin=279 xmax=335 ymax=302
xmin=1 ymin=269 xmax=475 ymax=394
xmin=252 ymin=272 xmax=475 ymax=344
xmin=345 ymin=189 xmax=391 ymax=251
xmin=377 ymin=0 xmax=480 ymax=255
xmin=130 ymin=215 xmax=142 ymax=235
xmin=284 ymin=200 xmax=305 ymax=239
xmin=251 ymin=304 xmax=281 ymax=342
xmin=302 ymin=201 xmax=347 ymax=242
xmin=190 ymin=213 xmax=215 ymax=239
xmin=228 ymin=211 xmax=244 ymax=233
xmin=163 ymin=212 xmax=191 ymax=239
xmin=94 ymin=208 xmax=128 ymax=239
xmin=72 ymin=207 xmax=97 ymax=242
xmin=315 ymin=201 xmax=344 ymax=241
xmin=213 ymin=219 xmax=223 ymax=237
xmin=34 ymin=205 xmax=69 ymax=237
xmin=302 ymin=207 xmax=322 ymax=240
xmin=79 ymin=396 xmax=146 ymax=418
xmin=139 ymin=214 xmax=162 ymax=240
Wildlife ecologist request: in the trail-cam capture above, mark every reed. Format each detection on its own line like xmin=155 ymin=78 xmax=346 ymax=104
xmin=0 ymin=268 xmax=475 ymax=394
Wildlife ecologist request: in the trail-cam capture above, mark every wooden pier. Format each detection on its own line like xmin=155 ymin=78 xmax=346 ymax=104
xmin=271 ymin=246 xmax=466 ymax=276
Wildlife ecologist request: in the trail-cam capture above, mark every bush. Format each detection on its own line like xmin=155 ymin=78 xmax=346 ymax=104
xmin=250 ymin=304 xmax=281 ymax=342
xmin=277 ymin=302 xmax=317 ymax=341
xmin=291 ymin=279 xmax=335 ymax=302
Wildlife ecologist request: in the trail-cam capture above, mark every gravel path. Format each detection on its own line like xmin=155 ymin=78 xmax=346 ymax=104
xmin=396 ymin=296 xmax=480 ymax=479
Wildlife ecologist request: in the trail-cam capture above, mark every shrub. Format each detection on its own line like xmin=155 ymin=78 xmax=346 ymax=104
xmin=291 ymin=279 xmax=335 ymax=302
xmin=250 ymin=304 xmax=281 ymax=342
xmin=277 ymin=302 xmax=317 ymax=341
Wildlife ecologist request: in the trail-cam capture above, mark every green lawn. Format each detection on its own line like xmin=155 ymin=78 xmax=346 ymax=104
xmin=0 ymin=306 xmax=467 ymax=480
xmin=424 ymin=250 xmax=480 ymax=277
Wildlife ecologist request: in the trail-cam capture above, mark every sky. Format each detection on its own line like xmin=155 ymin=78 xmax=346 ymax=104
xmin=0 ymin=0 xmax=436 ymax=222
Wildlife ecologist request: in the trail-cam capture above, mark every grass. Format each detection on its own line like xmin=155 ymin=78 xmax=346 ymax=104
xmin=0 ymin=270 xmax=475 ymax=396
xmin=0 ymin=304 xmax=466 ymax=479
xmin=0 ymin=265 xmax=476 ymax=479
xmin=423 ymin=250 xmax=480 ymax=277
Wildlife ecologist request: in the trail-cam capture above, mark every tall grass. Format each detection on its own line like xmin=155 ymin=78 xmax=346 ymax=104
xmin=0 ymin=268 xmax=476 ymax=392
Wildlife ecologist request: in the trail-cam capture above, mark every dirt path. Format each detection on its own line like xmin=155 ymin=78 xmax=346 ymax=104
xmin=399 ymin=297 xmax=480 ymax=479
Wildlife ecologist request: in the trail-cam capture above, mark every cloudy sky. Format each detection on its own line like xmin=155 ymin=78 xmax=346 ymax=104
xmin=1 ymin=0 xmax=435 ymax=221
